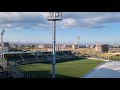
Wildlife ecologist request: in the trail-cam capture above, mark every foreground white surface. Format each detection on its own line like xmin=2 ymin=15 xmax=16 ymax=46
xmin=83 ymin=61 xmax=120 ymax=78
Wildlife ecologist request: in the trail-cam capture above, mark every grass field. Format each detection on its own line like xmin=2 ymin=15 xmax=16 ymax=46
xmin=18 ymin=58 xmax=104 ymax=78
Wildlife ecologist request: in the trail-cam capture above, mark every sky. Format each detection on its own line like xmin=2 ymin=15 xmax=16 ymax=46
xmin=0 ymin=12 xmax=120 ymax=44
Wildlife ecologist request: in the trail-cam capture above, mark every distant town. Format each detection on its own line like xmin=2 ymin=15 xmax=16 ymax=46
xmin=1 ymin=42 xmax=120 ymax=61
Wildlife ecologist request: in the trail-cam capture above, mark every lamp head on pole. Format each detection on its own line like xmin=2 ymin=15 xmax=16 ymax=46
xmin=1 ymin=29 xmax=5 ymax=35
xmin=47 ymin=12 xmax=62 ymax=21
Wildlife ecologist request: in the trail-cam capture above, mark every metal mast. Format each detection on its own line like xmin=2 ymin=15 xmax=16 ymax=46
xmin=47 ymin=12 xmax=62 ymax=78
xmin=1 ymin=29 xmax=5 ymax=58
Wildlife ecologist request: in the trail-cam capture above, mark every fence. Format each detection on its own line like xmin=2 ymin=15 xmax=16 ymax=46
xmin=0 ymin=58 xmax=23 ymax=78
xmin=7 ymin=61 xmax=23 ymax=78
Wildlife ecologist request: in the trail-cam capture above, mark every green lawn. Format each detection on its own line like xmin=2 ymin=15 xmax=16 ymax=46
xmin=18 ymin=59 xmax=104 ymax=78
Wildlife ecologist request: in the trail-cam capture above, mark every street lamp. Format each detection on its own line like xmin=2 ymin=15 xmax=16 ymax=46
xmin=47 ymin=12 xmax=62 ymax=78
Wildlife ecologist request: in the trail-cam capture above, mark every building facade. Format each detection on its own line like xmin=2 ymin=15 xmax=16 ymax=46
xmin=38 ymin=44 xmax=44 ymax=48
xmin=0 ymin=43 xmax=10 ymax=53
xmin=95 ymin=44 xmax=109 ymax=52
xmin=72 ymin=43 xmax=79 ymax=49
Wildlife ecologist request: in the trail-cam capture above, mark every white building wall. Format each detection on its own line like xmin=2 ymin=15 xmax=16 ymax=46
xmin=72 ymin=44 xmax=78 ymax=49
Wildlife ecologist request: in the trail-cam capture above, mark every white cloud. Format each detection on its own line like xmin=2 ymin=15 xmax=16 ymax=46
xmin=62 ymin=12 xmax=120 ymax=28
xmin=63 ymin=18 xmax=77 ymax=28
xmin=0 ymin=12 xmax=120 ymax=30
xmin=0 ymin=12 xmax=48 ymax=30
xmin=0 ymin=24 xmax=13 ymax=28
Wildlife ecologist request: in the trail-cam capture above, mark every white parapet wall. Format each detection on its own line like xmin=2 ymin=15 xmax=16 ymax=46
xmin=88 ymin=58 xmax=110 ymax=61
xmin=81 ymin=61 xmax=120 ymax=78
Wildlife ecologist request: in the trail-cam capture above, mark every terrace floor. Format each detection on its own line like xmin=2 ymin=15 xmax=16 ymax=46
xmin=83 ymin=61 xmax=120 ymax=78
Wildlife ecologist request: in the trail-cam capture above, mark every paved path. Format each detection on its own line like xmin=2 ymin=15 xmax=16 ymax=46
xmin=82 ymin=61 xmax=120 ymax=78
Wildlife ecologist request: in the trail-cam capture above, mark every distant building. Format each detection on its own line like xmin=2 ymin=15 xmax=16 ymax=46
xmin=66 ymin=45 xmax=72 ymax=48
xmin=85 ymin=45 xmax=90 ymax=48
xmin=62 ymin=45 xmax=67 ymax=48
xmin=56 ymin=46 xmax=60 ymax=50
xmin=10 ymin=44 xmax=19 ymax=48
xmin=58 ymin=44 xmax=72 ymax=49
xmin=113 ymin=44 xmax=119 ymax=48
xmin=95 ymin=44 xmax=109 ymax=52
xmin=38 ymin=44 xmax=44 ymax=48
xmin=90 ymin=45 xmax=95 ymax=48
xmin=44 ymin=44 xmax=52 ymax=48
xmin=72 ymin=43 xmax=79 ymax=49
xmin=0 ymin=43 xmax=10 ymax=53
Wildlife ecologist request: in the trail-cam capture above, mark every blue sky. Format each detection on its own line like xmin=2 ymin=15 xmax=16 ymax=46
xmin=1 ymin=12 xmax=120 ymax=44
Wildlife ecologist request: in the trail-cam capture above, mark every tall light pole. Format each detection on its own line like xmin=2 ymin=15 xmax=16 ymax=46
xmin=1 ymin=29 xmax=5 ymax=69
xmin=47 ymin=12 xmax=62 ymax=78
xmin=1 ymin=29 xmax=5 ymax=58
